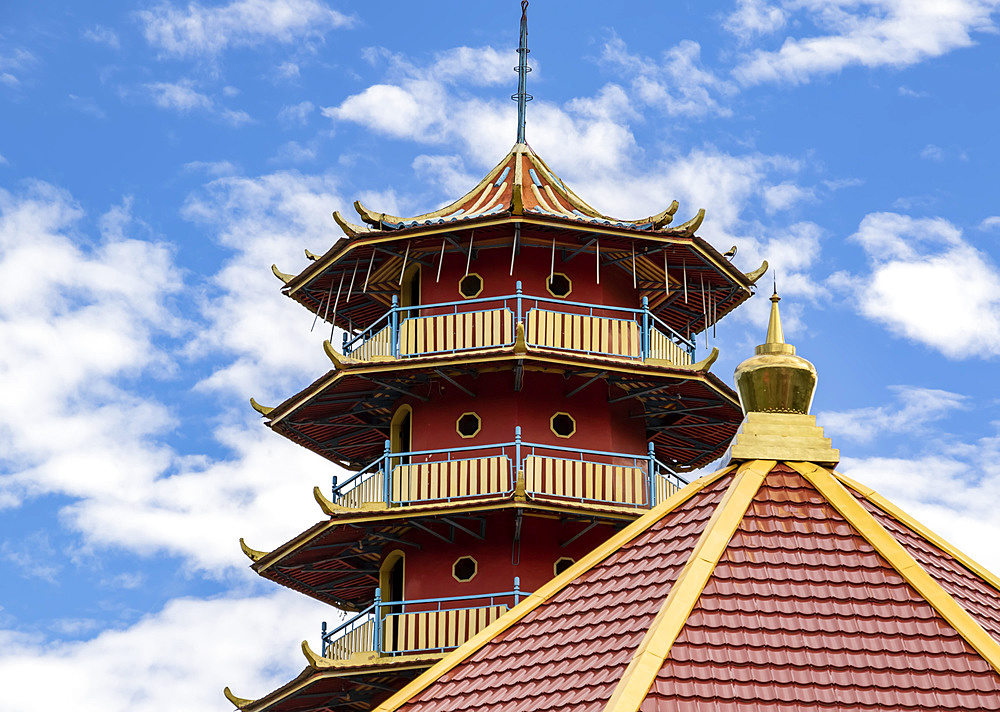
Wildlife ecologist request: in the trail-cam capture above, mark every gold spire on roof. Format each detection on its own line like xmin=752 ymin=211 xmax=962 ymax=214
xmin=727 ymin=289 xmax=837 ymax=465
xmin=734 ymin=291 xmax=817 ymax=415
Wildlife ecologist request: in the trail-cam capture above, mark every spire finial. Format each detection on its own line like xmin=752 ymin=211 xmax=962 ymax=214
xmin=733 ymin=291 xmax=818 ymax=415
xmin=513 ymin=1 xmax=532 ymax=144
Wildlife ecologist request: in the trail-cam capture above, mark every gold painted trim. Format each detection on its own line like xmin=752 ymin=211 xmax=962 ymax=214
xmin=224 ymin=686 xmax=254 ymax=708
xmin=371 ymin=465 xmax=741 ymax=712
xmin=455 ymin=411 xmax=482 ymax=439
xmin=789 ymin=461 xmax=1000 ymax=674
xmin=833 ymin=472 xmax=1000 ymax=596
xmin=332 ymin=210 xmax=373 ymax=238
xmin=671 ymin=209 xmax=705 ymax=237
xmin=744 ymin=259 xmax=768 ymax=284
xmin=265 ymin=349 xmax=740 ymax=427
xmin=249 ymin=398 xmax=273 ymax=416
xmin=271 ymin=264 xmax=294 ymax=284
xmin=239 ymin=537 xmax=268 ymax=563
xmin=284 ymin=213 xmax=754 ymax=298
xmin=602 ymin=459 xmax=774 ymax=712
xmin=305 ymin=249 xmax=322 ymax=261
xmin=451 ymin=555 xmax=478 ymax=582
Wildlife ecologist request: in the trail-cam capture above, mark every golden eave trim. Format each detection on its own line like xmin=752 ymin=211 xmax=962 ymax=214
xmin=833 ymin=471 xmax=1000 ymax=597
xmin=255 ymin=499 xmax=647 ymax=575
xmin=265 ymin=350 xmax=739 ymax=427
xmin=239 ymin=661 xmax=441 ymax=712
xmin=602 ymin=459 xmax=774 ymax=712
xmin=789 ymin=461 xmax=1000 ymax=675
xmin=284 ymin=214 xmax=754 ymax=298
xmin=371 ymin=465 xmax=740 ymax=712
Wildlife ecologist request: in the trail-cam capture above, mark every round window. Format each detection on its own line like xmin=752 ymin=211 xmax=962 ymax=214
xmin=456 ymin=412 xmax=482 ymax=438
xmin=550 ymin=412 xmax=576 ymax=438
xmin=459 ymin=273 xmax=484 ymax=299
xmin=453 ymin=556 xmax=478 ymax=582
xmin=546 ymin=272 xmax=572 ymax=298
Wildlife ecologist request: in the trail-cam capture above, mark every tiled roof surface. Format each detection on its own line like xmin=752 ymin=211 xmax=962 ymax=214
xmin=856 ymin=491 xmax=1000 ymax=644
xmin=646 ymin=465 xmax=1000 ymax=709
xmin=398 ymin=473 xmax=735 ymax=712
xmin=387 ymin=462 xmax=1000 ymax=712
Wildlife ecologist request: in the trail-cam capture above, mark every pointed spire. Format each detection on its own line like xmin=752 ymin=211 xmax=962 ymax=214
xmin=756 ymin=292 xmax=795 ymax=356
xmin=513 ymin=1 xmax=532 ymax=144
xmin=733 ymin=290 xmax=817 ymax=415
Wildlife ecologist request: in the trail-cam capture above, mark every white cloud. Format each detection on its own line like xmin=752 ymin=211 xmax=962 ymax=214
xmin=143 ymin=80 xmax=252 ymax=125
xmin=180 ymin=169 xmax=340 ymax=398
xmin=898 ymin=85 xmax=930 ymax=98
xmin=838 ymin=446 xmax=1000 ymax=575
xmin=138 ymin=0 xmax=353 ymax=58
xmin=67 ymin=94 xmax=107 ymax=119
xmin=724 ymin=0 xmax=787 ymax=41
xmin=763 ymin=181 xmax=814 ymax=212
xmin=602 ymin=36 xmax=734 ymax=117
xmin=0 ymin=179 xmax=343 ymax=572
xmin=734 ymin=0 xmax=999 ymax=85
xmin=820 ymin=385 xmax=968 ymax=444
xmin=82 ymin=25 xmax=120 ymax=48
xmin=838 ymin=212 xmax=1000 ymax=358
xmin=278 ymin=100 xmax=314 ymax=125
xmin=0 ymin=48 xmax=35 ymax=87
xmin=0 ymin=590 xmax=333 ymax=712
xmin=0 ymin=154 xmax=8 ymax=165
xmin=980 ymin=216 xmax=1000 ymax=231
xmin=272 ymin=140 xmax=317 ymax=163
xmin=920 ymin=143 xmax=967 ymax=162
xmin=920 ymin=143 xmax=946 ymax=161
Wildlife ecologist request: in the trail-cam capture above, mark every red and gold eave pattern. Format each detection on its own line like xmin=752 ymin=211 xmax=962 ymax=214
xmin=279 ymin=143 xmax=763 ymax=336
xmin=381 ymin=462 xmax=1000 ymax=712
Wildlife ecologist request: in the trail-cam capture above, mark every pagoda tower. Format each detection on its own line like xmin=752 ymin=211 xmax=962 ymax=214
xmin=225 ymin=7 xmax=767 ymax=712
xmin=358 ymin=296 xmax=1000 ymax=712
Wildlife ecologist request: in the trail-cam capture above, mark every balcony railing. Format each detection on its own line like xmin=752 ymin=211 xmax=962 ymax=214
xmin=321 ymin=583 xmax=527 ymax=659
xmin=341 ymin=282 xmax=695 ymax=366
xmin=330 ymin=427 xmax=688 ymax=510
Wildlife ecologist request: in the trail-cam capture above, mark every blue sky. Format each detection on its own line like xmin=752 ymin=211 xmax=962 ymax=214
xmin=2 ymin=0 xmax=1000 ymax=708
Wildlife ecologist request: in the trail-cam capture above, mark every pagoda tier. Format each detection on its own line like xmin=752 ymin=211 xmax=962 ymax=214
xmin=256 ymin=341 xmax=742 ymax=474
xmin=242 ymin=499 xmax=649 ymax=611
xmin=273 ymin=144 xmax=767 ymax=339
xmin=225 ymin=660 xmax=431 ymax=712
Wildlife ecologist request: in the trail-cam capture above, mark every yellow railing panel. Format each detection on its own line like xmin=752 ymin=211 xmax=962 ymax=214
xmin=351 ymin=325 xmax=392 ymax=361
xmin=399 ymin=309 xmax=512 ymax=356
xmin=524 ymin=456 xmax=648 ymax=506
xmin=648 ymin=328 xmax=692 ymax=366
xmin=339 ymin=471 xmax=385 ymax=509
xmin=389 ymin=456 xmax=511 ymax=503
xmin=325 ymin=619 xmax=375 ymax=660
xmin=525 ymin=310 xmax=641 ymax=358
xmin=383 ymin=605 xmax=507 ymax=654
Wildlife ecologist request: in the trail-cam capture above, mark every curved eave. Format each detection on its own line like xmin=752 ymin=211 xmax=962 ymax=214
xmin=282 ymin=213 xmax=756 ymax=339
xmin=260 ymin=348 xmax=743 ymax=472
xmin=237 ymin=659 xmax=435 ymax=712
xmin=253 ymin=501 xmax=643 ymax=610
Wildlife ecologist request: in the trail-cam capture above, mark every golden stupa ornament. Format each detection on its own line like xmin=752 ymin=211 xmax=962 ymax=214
xmin=727 ymin=290 xmax=838 ymax=465
xmin=734 ymin=291 xmax=817 ymax=415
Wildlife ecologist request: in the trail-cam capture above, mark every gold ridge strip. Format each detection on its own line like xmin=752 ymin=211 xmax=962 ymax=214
xmin=790 ymin=461 xmax=1000 ymax=675
xmin=371 ymin=465 xmax=741 ymax=712
xmin=602 ymin=459 xmax=774 ymax=712
xmin=832 ymin=471 xmax=1000 ymax=596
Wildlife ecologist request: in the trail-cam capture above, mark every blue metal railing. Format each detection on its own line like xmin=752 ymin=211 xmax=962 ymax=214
xmin=341 ymin=281 xmax=695 ymax=361
xmin=330 ymin=426 xmax=688 ymax=509
xmin=321 ymin=581 xmax=528 ymax=658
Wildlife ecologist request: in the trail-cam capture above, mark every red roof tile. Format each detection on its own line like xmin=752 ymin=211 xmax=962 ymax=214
xmin=381 ymin=461 xmax=1000 ymax=712
xmin=645 ymin=465 xmax=1000 ymax=710
xmin=396 ymin=473 xmax=735 ymax=712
